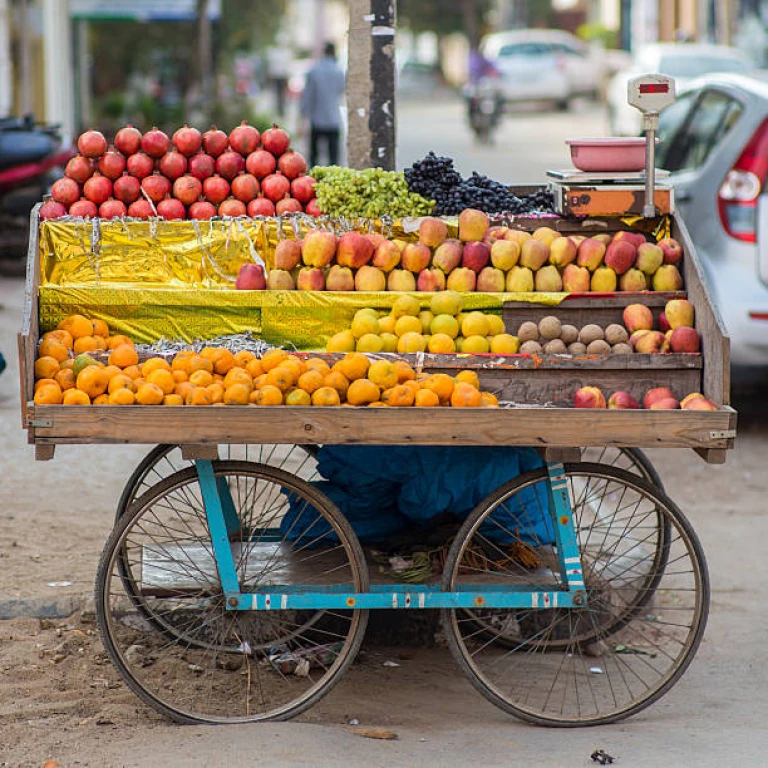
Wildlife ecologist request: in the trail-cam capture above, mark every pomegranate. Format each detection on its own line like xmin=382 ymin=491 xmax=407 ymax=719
xmin=68 ymin=198 xmax=98 ymax=218
xmin=77 ymin=129 xmax=108 ymax=158
xmin=128 ymin=199 xmax=155 ymax=219
xmin=114 ymin=124 xmax=142 ymax=156
xmin=39 ymin=198 xmax=67 ymax=220
xmin=97 ymin=146 xmax=126 ymax=180
xmin=172 ymin=124 xmax=202 ymax=156
xmin=173 ymin=174 xmax=203 ymax=206
xmin=159 ymin=150 xmax=188 ymax=180
xmin=188 ymin=152 xmax=215 ymax=180
xmin=157 ymin=197 xmax=187 ymax=220
xmin=188 ymin=200 xmax=217 ymax=220
xmin=215 ymin=150 xmax=245 ymax=180
xmin=261 ymin=172 xmax=290 ymax=203
xmin=304 ymin=198 xmax=322 ymax=217
xmin=65 ymin=155 xmax=94 ymax=184
xmin=83 ymin=173 xmax=113 ymax=205
xmin=99 ymin=198 xmax=127 ymax=219
xmin=245 ymin=149 xmax=276 ymax=179
xmin=141 ymin=172 xmax=171 ymax=203
xmin=231 ymin=173 xmax=260 ymax=203
xmin=141 ymin=127 xmax=170 ymax=158
xmin=126 ymin=151 xmax=154 ymax=179
xmin=51 ymin=177 xmax=81 ymax=207
xmin=202 ymin=125 xmax=228 ymax=157
xmin=247 ymin=196 xmax=276 ymax=217
xmin=218 ymin=197 xmax=247 ymax=217
xmin=202 ymin=174 xmax=230 ymax=205
xmin=291 ymin=175 xmax=316 ymax=204
xmin=277 ymin=150 xmax=307 ymax=180
xmin=276 ymin=196 xmax=302 ymax=215
xmin=228 ymin=121 xmax=260 ymax=155
xmin=113 ymin=173 xmax=141 ymax=205
xmin=261 ymin=124 xmax=290 ymax=156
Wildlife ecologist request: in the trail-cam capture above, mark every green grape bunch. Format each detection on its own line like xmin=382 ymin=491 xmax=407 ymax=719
xmin=311 ymin=166 xmax=435 ymax=219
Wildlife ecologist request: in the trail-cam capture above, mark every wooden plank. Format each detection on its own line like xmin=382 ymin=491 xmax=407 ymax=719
xmin=18 ymin=206 xmax=40 ymax=429
xmin=26 ymin=405 xmax=735 ymax=451
xmin=674 ymin=216 xmax=730 ymax=405
xmin=180 ymin=444 xmax=219 ymax=460
xmin=694 ymin=448 xmax=727 ymax=464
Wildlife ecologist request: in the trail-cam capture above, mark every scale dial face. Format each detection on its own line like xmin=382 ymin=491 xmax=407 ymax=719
xmin=627 ymin=74 xmax=676 ymax=113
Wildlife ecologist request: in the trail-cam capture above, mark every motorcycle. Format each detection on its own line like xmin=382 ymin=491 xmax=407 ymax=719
xmin=465 ymin=75 xmax=504 ymax=145
xmin=0 ymin=115 xmax=73 ymax=274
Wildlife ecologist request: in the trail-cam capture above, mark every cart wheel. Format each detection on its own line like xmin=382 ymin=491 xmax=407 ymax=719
xmin=581 ymin=446 xmax=664 ymax=490
xmin=116 ymin=444 xmax=320 ymax=522
xmin=96 ymin=460 xmax=368 ymax=724
xmin=441 ymin=463 xmax=708 ymax=726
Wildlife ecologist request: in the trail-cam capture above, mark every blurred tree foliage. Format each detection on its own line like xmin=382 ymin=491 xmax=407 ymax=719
xmin=398 ymin=0 xmax=492 ymax=45
xmin=88 ymin=0 xmax=285 ymax=131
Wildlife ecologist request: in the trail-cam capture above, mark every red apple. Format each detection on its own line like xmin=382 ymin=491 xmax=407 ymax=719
xmin=235 ymin=263 xmax=266 ymax=290
xmin=608 ymin=391 xmax=641 ymax=409
xmin=643 ymin=386 xmax=676 ymax=410
xmin=658 ymin=237 xmax=683 ymax=265
xmin=573 ymin=386 xmax=607 ymax=409
xmin=669 ymin=326 xmax=700 ymax=353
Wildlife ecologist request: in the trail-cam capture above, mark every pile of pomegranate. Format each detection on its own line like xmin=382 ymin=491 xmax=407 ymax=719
xmin=40 ymin=123 xmax=320 ymax=221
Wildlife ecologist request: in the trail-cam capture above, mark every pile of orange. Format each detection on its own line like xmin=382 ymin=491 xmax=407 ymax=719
xmin=34 ymin=315 xmax=499 ymax=408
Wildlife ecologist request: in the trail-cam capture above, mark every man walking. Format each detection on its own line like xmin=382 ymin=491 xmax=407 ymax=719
xmin=300 ymin=43 xmax=345 ymax=167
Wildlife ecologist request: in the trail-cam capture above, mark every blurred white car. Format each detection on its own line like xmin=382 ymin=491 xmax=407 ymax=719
xmin=607 ymin=43 xmax=754 ymax=135
xmin=480 ymin=29 xmax=603 ymax=110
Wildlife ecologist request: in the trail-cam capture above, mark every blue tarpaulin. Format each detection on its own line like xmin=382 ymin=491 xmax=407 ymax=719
xmin=280 ymin=446 xmax=554 ymax=547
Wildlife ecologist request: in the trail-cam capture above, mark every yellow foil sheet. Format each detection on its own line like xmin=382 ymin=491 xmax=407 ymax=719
xmin=38 ymin=286 xmax=564 ymax=349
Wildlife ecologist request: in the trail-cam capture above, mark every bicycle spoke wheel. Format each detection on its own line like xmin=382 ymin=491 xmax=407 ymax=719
xmin=442 ymin=463 xmax=708 ymax=726
xmin=97 ymin=460 xmax=368 ymax=724
xmin=581 ymin=446 xmax=664 ymax=490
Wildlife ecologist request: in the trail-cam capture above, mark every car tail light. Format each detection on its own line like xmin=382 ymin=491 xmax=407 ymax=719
xmin=718 ymin=118 xmax=768 ymax=243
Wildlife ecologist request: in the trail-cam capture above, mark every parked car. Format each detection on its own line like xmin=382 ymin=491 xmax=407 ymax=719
xmin=655 ymin=71 xmax=768 ymax=366
xmin=480 ymin=29 xmax=604 ymax=110
xmin=607 ymin=43 xmax=754 ymax=135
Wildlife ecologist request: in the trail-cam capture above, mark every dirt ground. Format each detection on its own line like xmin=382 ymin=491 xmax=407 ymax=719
xmin=2 ymin=275 xmax=768 ymax=767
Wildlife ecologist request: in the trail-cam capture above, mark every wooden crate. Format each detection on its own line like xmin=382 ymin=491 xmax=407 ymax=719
xmin=19 ymin=207 xmax=736 ymax=463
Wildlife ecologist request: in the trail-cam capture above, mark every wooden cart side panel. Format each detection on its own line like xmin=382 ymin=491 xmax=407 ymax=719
xmin=18 ymin=205 xmax=41 ymax=431
xmin=674 ymin=215 xmax=730 ymax=405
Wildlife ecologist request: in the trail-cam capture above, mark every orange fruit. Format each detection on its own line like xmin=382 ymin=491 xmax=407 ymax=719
xmin=305 ymin=357 xmax=331 ymax=376
xmin=207 ymin=382 xmax=225 ymax=404
xmin=234 ymin=350 xmax=257 ymax=367
xmin=252 ymin=373 xmax=268 ymax=390
xmin=223 ymin=368 xmax=253 ymax=390
xmin=35 ymin=356 xmax=60 ymax=380
xmin=455 ymin=370 xmax=480 ymax=390
xmin=163 ymin=394 xmax=184 ymax=406
xmin=338 ymin=352 xmax=370 ymax=382
xmin=451 ymin=381 xmax=483 ymax=407
xmin=261 ymin=349 xmax=288 ymax=372
xmin=403 ymin=379 xmax=421 ymax=396
xmin=254 ymin=385 xmax=283 ymax=405
xmin=266 ymin=366 xmax=295 ymax=392
xmin=62 ymin=388 xmax=91 ymax=405
xmin=199 ymin=346 xmax=219 ymax=360
xmin=189 ymin=369 xmax=214 ymax=388
xmin=324 ymin=370 xmax=350 ymax=400
xmin=249 ymin=390 xmax=260 ymax=404
xmin=367 ymin=360 xmax=398 ymax=390
xmin=346 ymin=378 xmax=381 ymax=406
xmin=141 ymin=357 xmax=172 ymax=377
xmin=481 ymin=391 xmax=499 ymax=407
xmin=135 ymin=382 xmax=165 ymax=405
xmin=133 ymin=377 xmax=146 ymax=389
xmin=379 ymin=387 xmax=394 ymax=404
xmin=123 ymin=364 xmax=142 ymax=380
xmin=108 ymin=344 xmax=139 ymax=369
xmin=188 ymin=355 xmax=213 ymax=374
xmin=106 ymin=334 xmax=134 ymax=350
xmin=76 ymin=365 xmax=109 ymax=399
xmin=54 ymin=368 xmax=76 ymax=391
xmin=224 ymin=383 xmax=251 ymax=405
xmin=297 ymin=369 xmax=324 ymax=395
xmin=108 ymin=388 xmax=135 ymax=405
xmin=59 ymin=358 xmax=75 ymax=371
xmin=108 ymin=374 xmax=135 ymax=394
xmin=92 ymin=393 xmax=110 ymax=405
xmin=423 ymin=373 xmax=455 ymax=404
xmin=368 ymin=401 xmax=389 ymax=407
xmin=172 ymin=369 xmax=188 ymax=383
xmin=102 ymin=365 xmax=123 ymax=380
xmin=91 ymin=318 xmax=110 ymax=338
xmin=387 ymin=384 xmax=415 ymax=407
xmin=393 ymin=360 xmax=416 ymax=382
xmin=34 ymin=378 xmax=58 ymax=392
xmin=175 ymin=381 xmax=194 ymax=400
xmin=38 ymin=337 xmax=70 ymax=363
xmin=281 ymin=355 xmax=306 ymax=380
xmin=245 ymin=358 xmax=263 ymax=378
xmin=33 ymin=382 xmax=62 ymax=405
xmin=212 ymin=349 xmax=236 ymax=375
xmin=43 ymin=329 xmax=74 ymax=350
xmin=311 ymin=386 xmax=341 ymax=407
xmin=74 ymin=335 xmax=106 ymax=353
xmin=415 ymin=388 xmax=440 ymax=407
xmin=185 ymin=387 xmax=212 ymax=406
xmin=146 ymin=368 xmax=176 ymax=395
xmin=58 ymin=314 xmax=93 ymax=340
xmin=285 ymin=388 xmax=311 ymax=406
xmin=171 ymin=353 xmax=193 ymax=375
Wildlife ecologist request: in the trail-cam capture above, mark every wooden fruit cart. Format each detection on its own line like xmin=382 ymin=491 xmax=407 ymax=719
xmin=19 ymin=206 xmax=736 ymax=727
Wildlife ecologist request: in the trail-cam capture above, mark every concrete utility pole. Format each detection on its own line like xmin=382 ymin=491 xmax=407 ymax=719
xmin=346 ymin=0 xmax=396 ymax=171
xmin=0 ymin=0 xmax=11 ymax=116
xmin=42 ymin=0 xmax=75 ymax=140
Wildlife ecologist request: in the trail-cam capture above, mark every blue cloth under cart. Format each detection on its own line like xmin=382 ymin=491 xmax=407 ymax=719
xmin=280 ymin=445 xmax=554 ymax=547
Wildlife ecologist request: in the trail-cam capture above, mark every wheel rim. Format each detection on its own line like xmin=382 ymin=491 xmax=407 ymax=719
xmin=98 ymin=461 xmax=368 ymax=724
xmin=442 ymin=464 xmax=708 ymax=726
